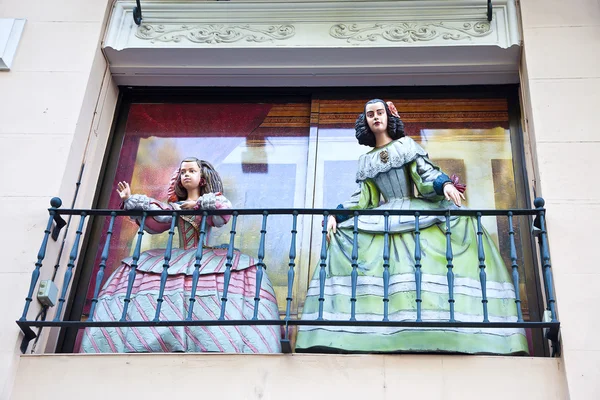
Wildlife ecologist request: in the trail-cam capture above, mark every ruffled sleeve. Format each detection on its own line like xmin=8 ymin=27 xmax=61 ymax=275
xmin=409 ymin=157 xmax=451 ymax=202
xmin=195 ymin=192 xmax=232 ymax=228
xmin=122 ymin=194 xmax=173 ymax=234
xmin=335 ymin=180 xmax=380 ymax=222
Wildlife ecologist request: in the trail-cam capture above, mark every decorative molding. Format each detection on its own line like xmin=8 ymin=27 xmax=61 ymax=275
xmin=330 ymin=22 xmax=492 ymax=43
xmin=106 ymin=1 xmax=520 ymax=50
xmin=103 ymin=1 xmax=521 ymax=86
xmin=135 ymin=24 xmax=296 ymax=44
xmin=0 ymin=18 xmax=26 ymax=71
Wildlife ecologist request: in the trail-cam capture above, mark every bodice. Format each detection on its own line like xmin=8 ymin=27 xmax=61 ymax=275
xmin=339 ymin=138 xmax=458 ymax=233
xmin=372 ymin=166 xmax=412 ymax=201
xmin=177 ymin=216 xmax=202 ymax=250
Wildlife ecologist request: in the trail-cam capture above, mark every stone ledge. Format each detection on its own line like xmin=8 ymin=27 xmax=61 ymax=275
xmin=13 ymin=353 xmax=566 ymax=400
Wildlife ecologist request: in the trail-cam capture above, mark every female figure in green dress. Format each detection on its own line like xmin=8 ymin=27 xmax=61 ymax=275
xmin=296 ymin=99 xmax=528 ymax=354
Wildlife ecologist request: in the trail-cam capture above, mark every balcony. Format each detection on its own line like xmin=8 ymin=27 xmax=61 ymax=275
xmin=16 ymin=197 xmax=559 ymax=356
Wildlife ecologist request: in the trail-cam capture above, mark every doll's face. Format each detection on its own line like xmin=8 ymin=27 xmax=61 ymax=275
xmin=179 ymin=161 xmax=202 ymax=191
xmin=365 ymin=102 xmax=387 ymax=134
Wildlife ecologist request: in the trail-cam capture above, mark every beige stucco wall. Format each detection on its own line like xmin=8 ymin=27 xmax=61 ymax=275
xmin=1 ymin=0 xmax=599 ymax=399
xmin=519 ymin=0 xmax=600 ymax=398
xmin=12 ymin=354 xmax=567 ymax=400
xmin=0 ymin=0 xmax=116 ymax=398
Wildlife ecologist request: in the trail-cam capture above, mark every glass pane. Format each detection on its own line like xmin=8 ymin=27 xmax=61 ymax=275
xmin=82 ymin=101 xmax=311 ymax=319
xmin=310 ymin=98 xmax=531 ymax=318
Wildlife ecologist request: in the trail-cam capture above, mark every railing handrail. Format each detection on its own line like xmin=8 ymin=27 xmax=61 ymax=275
xmin=18 ymin=320 xmax=558 ymax=329
xmin=47 ymin=207 xmax=542 ymax=217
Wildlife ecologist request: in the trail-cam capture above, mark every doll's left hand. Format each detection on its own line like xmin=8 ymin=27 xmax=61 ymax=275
xmin=443 ymin=184 xmax=466 ymax=207
xmin=180 ymin=200 xmax=197 ymax=210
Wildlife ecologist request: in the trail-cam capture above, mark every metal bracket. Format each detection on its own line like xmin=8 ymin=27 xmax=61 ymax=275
xmin=281 ymin=338 xmax=292 ymax=354
xmin=133 ymin=0 xmax=142 ymax=26
xmin=50 ymin=197 xmax=66 ymax=241
xmin=545 ymin=324 xmax=561 ymax=357
xmin=487 ymin=0 xmax=493 ymax=22
xmin=16 ymin=321 xmax=37 ymax=353
xmin=281 ymin=320 xmax=292 ymax=353
xmin=51 ymin=215 xmax=66 ymax=241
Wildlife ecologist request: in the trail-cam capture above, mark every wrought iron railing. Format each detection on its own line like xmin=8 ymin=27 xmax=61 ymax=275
xmin=16 ymin=197 xmax=560 ymax=355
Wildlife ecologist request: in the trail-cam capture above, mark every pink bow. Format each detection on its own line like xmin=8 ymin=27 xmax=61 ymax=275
xmin=450 ymin=174 xmax=467 ymax=193
xmin=386 ymin=101 xmax=400 ymax=118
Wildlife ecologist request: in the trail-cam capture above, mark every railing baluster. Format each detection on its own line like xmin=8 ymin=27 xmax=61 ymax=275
xmin=219 ymin=211 xmax=238 ymax=320
xmin=476 ymin=212 xmax=489 ymax=322
xmin=382 ymin=212 xmax=391 ymax=322
xmin=20 ymin=199 xmax=61 ymax=321
xmin=88 ymin=212 xmax=117 ymax=321
xmin=350 ymin=212 xmax=359 ymax=321
xmin=445 ymin=211 xmax=455 ymax=322
xmin=414 ymin=212 xmax=422 ymax=322
xmin=253 ymin=211 xmax=268 ymax=320
xmin=187 ymin=212 xmax=208 ymax=320
xmin=535 ymin=198 xmax=557 ymax=322
xmin=154 ymin=212 xmax=178 ymax=321
xmin=508 ymin=212 xmax=524 ymax=322
xmin=120 ymin=213 xmax=147 ymax=321
xmin=284 ymin=212 xmax=298 ymax=338
xmin=281 ymin=212 xmax=299 ymax=353
xmin=14 ymin=205 xmax=563 ymax=357
xmin=54 ymin=213 xmax=87 ymax=321
xmin=317 ymin=211 xmax=329 ymax=321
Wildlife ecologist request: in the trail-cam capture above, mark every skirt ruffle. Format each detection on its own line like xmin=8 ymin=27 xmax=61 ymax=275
xmin=80 ymin=248 xmax=281 ymax=353
xmin=296 ymin=216 xmax=529 ymax=355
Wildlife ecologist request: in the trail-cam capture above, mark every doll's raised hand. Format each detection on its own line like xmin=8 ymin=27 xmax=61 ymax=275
xmin=117 ymin=181 xmax=132 ymax=201
xmin=443 ymin=183 xmax=466 ymax=207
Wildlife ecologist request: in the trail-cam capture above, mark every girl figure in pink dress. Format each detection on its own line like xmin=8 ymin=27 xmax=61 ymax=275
xmin=81 ymin=157 xmax=281 ymax=353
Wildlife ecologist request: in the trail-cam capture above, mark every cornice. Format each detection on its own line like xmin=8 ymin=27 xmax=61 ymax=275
xmin=108 ymin=0 xmax=512 ymax=23
xmin=103 ymin=1 xmax=521 ymax=86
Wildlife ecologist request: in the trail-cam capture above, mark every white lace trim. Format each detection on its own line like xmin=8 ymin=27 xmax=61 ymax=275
xmin=355 ymin=137 xmax=428 ymax=182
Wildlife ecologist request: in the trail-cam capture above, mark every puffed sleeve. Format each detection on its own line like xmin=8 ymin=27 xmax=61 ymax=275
xmin=335 ymin=179 xmax=380 ymax=222
xmin=409 ymin=156 xmax=451 ymax=202
xmin=195 ymin=192 xmax=232 ymax=228
xmin=122 ymin=194 xmax=173 ymax=234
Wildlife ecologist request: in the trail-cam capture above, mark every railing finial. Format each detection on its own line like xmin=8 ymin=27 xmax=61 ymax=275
xmin=534 ymin=197 xmax=545 ymax=208
xmin=50 ymin=197 xmax=62 ymax=208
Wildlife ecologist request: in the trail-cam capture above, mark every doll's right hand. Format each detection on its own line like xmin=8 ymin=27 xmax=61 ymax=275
xmin=443 ymin=183 xmax=465 ymax=207
xmin=117 ymin=181 xmax=132 ymax=201
xmin=326 ymin=215 xmax=337 ymax=243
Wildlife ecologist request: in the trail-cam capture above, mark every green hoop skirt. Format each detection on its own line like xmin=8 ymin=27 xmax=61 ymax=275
xmin=296 ymin=216 xmax=529 ymax=354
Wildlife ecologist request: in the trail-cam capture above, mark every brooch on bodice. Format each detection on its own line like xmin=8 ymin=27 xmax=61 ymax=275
xmin=379 ymin=149 xmax=389 ymax=164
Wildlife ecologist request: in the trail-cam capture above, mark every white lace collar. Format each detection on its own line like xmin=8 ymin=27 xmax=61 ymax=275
xmin=355 ymin=137 xmax=428 ymax=182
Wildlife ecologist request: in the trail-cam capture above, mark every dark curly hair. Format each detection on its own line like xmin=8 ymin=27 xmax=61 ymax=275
xmin=174 ymin=157 xmax=223 ymax=201
xmin=355 ymin=99 xmax=405 ymax=147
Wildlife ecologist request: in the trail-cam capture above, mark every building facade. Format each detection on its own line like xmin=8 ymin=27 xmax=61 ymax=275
xmin=0 ymin=0 xmax=598 ymax=398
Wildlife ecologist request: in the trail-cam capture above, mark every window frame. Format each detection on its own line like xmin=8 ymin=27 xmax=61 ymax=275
xmin=57 ymin=85 xmax=548 ymax=356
